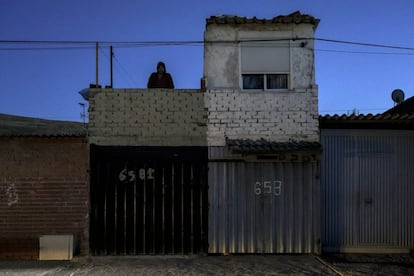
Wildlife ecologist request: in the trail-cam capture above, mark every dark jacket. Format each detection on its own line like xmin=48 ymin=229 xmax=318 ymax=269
xmin=147 ymin=72 xmax=174 ymax=88
xmin=147 ymin=62 xmax=174 ymax=88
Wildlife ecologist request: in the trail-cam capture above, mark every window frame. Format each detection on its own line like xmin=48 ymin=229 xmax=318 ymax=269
xmin=239 ymin=31 xmax=292 ymax=92
xmin=242 ymin=73 xmax=289 ymax=91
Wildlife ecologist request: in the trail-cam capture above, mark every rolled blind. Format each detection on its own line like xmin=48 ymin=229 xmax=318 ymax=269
xmin=241 ymin=41 xmax=290 ymax=72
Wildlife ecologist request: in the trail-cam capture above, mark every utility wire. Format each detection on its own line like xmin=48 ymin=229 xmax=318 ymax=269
xmin=112 ymin=53 xmax=140 ymax=87
xmin=315 ymin=48 xmax=414 ymax=56
xmin=0 ymin=37 xmax=413 ymax=50
xmin=1 ymin=38 xmax=413 ymax=60
xmin=0 ymin=46 xmax=93 ymax=51
xmin=97 ymin=45 xmax=139 ymax=87
xmin=314 ymin=38 xmax=414 ymax=51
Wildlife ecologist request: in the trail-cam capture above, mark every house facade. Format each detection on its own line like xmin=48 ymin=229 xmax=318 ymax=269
xmin=1 ymin=11 xmax=324 ymax=258
xmin=88 ymin=90 xmax=209 ymax=255
xmin=4 ymin=11 xmax=413 ymax=258
xmin=87 ymin=11 xmax=321 ymax=255
xmin=0 ymin=115 xmax=88 ymax=259
xmin=203 ymin=12 xmax=321 ymax=254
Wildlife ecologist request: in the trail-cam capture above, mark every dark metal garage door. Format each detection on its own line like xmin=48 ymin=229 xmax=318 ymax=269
xmin=90 ymin=145 xmax=208 ymax=255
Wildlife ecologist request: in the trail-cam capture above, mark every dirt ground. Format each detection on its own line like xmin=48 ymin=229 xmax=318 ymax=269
xmin=320 ymin=253 xmax=414 ymax=275
xmin=0 ymin=254 xmax=413 ymax=275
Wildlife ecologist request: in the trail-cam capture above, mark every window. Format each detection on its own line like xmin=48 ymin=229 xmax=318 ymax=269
xmin=242 ymin=74 xmax=263 ymax=90
xmin=240 ymin=37 xmax=290 ymax=91
xmin=242 ymin=74 xmax=288 ymax=90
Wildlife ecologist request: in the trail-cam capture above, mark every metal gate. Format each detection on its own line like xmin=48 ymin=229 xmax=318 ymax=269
xmin=321 ymin=129 xmax=414 ymax=253
xmin=208 ymin=159 xmax=321 ymax=254
xmin=90 ymin=145 xmax=208 ymax=255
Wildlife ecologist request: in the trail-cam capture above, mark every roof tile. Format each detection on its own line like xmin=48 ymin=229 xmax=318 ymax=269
xmin=319 ymin=112 xmax=414 ymax=129
xmin=227 ymin=138 xmax=321 ymax=153
xmin=206 ymin=11 xmax=319 ymax=27
xmin=0 ymin=114 xmax=87 ymax=137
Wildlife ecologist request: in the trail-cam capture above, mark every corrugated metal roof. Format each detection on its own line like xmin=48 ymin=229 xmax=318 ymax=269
xmin=319 ymin=113 xmax=414 ymax=129
xmin=0 ymin=113 xmax=87 ymax=137
xmin=227 ymin=138 xmax=321 ymax=153
xmin=206 ymin=11 xmax=319 ymax=27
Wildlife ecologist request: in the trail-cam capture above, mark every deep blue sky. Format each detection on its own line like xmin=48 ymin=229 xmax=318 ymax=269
xmin=1 ymin=0 xmax=414 ymax=121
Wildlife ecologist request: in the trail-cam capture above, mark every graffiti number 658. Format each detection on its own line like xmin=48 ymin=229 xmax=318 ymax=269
xmin=255 ymin=181 xmax=282 ymax=196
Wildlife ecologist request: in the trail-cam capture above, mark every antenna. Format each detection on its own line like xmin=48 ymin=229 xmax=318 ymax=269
xmin=347 ymin=109 xmax=359 ymax=116
xmin=95 ymin=42 xmax=99 ymax=87
xmin=391 ymin=89 xmax=405 ymax=106
xmin=110 ymin=46 xmax=113 ymax=88
xmin=79 ymin=102 xmax=86 ymax=124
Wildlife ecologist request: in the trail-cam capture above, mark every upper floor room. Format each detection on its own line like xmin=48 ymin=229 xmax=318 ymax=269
xmin=203 ymin=11 xmax=319 ymax=92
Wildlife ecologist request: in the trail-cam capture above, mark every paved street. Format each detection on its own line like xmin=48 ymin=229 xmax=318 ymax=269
xmin=0 ymin=254 xmax=413 ymax=275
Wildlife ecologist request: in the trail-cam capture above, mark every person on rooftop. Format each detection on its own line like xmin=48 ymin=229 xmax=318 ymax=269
xmin=147 ymin=61 xmax=174 ymax=89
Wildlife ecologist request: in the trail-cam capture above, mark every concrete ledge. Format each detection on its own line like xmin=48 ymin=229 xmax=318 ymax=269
xmin=88 ymin=136 xmax=207 ymax=147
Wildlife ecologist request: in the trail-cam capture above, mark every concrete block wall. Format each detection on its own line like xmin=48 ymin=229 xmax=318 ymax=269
xmin=206 ymin=88 xmax=319 ymax=146
xmin=88 ymin=89 xmax=207 ymax=146
xmin=0 ymin=137 xmax=89 ymax=259
xmin=88 ymin=88 xmax=318 ymax=147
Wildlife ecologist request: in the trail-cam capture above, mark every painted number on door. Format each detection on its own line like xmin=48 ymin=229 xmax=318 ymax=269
xmin=119 ymin=168 xmax=155 ymax=182
xmin=255 ymin=181 xmax=282 ymax=196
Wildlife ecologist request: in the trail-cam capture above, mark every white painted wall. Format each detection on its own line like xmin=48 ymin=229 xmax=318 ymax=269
xmin=203 ymin=20 xmax=319 ymax=146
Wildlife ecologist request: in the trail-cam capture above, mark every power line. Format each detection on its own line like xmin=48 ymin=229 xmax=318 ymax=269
xmin=320 ymin=107 xmax=389 ymax=113
xmin=0 ymin=46 xmax=93 ymax=51
xmin=0 ymin=39 xmax=205 ymax=49
xmin=112 ymin=52 xmax=140 ymax=87
xmin=314 ymin=38 xmax=414 ymax=51
xmin=97 ymin=45 xmax=139 ymax=87
xmin=0 ymin=37 xmax=413 ymax=51
xmin=315 ymin=48 xmax=414 ymax=56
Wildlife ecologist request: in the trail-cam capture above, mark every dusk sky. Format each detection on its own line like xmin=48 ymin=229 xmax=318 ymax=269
xmin=1 ymin=0 xmax=414 ymax=122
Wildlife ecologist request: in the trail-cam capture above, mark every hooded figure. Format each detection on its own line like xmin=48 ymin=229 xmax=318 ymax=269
xmin=147 ymin=61 xmax=174 ymax=89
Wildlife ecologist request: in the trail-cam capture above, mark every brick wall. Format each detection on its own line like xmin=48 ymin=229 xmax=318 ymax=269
xmin=88 ymin=89 xmax=207 ymax=146
xmin=0 ymin=137 xmax=88 ymax=259
xmin=205 ymin=88 xmax=319 ymax=146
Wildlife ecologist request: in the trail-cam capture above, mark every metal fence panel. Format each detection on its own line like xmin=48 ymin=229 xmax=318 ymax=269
xmin=90 ymin=145 xmax=208 ymax=255
xmin=208 ymin=159 xmax=320 ymax=254
xmin=321 ymin=129 xmax=414 ymax=252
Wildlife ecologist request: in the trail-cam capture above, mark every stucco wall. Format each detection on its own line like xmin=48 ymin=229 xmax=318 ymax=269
xmin=0 ymin=137 xmax=89 ymax=259
xmin=203 ymin=23 xmax=317 ymax=91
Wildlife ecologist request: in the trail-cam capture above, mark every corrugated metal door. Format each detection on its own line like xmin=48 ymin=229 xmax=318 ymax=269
xmin=90 ymin=145 xmax=208 ymax=255
xmin=208 ymin=159 xmax=320 ymax=254
xmin=321 ymin=129 xmax=414 ymax=252
xmin=358 ymin=154 xmax=394 ymax=245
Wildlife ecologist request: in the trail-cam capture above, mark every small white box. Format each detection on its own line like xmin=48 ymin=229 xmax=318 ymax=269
xmin=39 ymin=235 xmax=73 ymax=260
